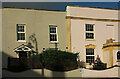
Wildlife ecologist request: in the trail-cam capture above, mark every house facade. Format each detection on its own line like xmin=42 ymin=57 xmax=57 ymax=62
xmin=2 ymin=8 xmax=68 ymax=68
xmin=2 ymin=6 xmax=120 ymax=69
xmin=66 ymin=6 xmax=120 ymax=68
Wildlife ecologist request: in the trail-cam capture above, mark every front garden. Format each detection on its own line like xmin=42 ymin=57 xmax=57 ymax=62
xmin=7 ymin=49 xmax=79 ymax=72
xmin=7 ymin=48 xmax=109 ymax=72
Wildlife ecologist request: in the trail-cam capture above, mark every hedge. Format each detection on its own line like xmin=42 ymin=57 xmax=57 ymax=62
xmin=30 ymin=49 xmax=79 ymax=71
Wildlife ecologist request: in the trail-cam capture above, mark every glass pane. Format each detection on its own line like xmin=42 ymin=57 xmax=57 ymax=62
xmin=86 ymin=33 xmax=94 ymax=39
xmin=50 ymin=28 xmax=56 ymax=33
xmin=50 ymin=34 xmax=57 ymax=41
xmin=17 ymin=33 xmax=25 ymax=40
xmin=17 ymin=26 xmax=24 ymax=32
xmin=21 ymin=33 xmax=25 ymax=40
xmin=86 ymin=56 xmax=94 ymax=63
xmin=86 ymin=24 xmax=94 ymax=31
xmin=17 ymin=33 xmax=19 ymax=40
xmin=86 ymin=48 xmax=94 ymax=55
xmin=117 ymin=52 xmax=120 ymax=59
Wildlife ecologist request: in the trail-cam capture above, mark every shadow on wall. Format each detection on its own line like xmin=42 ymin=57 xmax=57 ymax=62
xmin=28 ymin=34 xmax=38 ymax=54
xmin=2 ymin=52 xmax=66 ymax=79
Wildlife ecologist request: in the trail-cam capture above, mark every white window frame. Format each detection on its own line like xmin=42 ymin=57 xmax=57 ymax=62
xmin=85 ymin=24 xmax=95 ymax=40
xmin=16 ymin=24 xmax=26 ymax=42
xmin=49 ymin=25 xmax=58 ymax=43
xmin=86 ymin=48 xmax=95 ymax=63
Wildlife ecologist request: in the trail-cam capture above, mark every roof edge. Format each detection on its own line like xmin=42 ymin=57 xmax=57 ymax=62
xmin=66 ymin=5 xmax=119 ymax=11
xmin=2 ymin=7 xmax=66 ymax=12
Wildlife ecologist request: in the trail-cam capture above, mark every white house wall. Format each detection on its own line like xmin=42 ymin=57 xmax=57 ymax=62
xmin=71 ymin=19 xmax=118 ymax=62
xmin=67 ymin=6 xmax=118 ymax=20
xmin=113 ymin=50 xmax=118 ymax=66
xmin=104 ymin=50 xmax=110 ymax=67
xmin=67 ymin=6 xmax=119 ymax=64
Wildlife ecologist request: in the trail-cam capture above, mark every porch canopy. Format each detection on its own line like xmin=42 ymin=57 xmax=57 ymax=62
xmin=14 ymin=44 xmax=32 ymax=52
xmin=14 ymin=44 xmax=32 ymax=58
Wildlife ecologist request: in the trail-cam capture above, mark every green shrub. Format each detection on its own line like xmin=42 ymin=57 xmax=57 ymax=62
xmin=30 ymin=49 xmax=78 ymax=71
xmin=41 ymin=49 xmax=78 ymax=71
xmin=93 ymin=56 xmax=106 ymax=70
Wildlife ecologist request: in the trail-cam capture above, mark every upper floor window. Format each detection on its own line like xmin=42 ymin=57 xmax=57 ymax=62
xmin=17 ymin=24 xmax=26 ymax=42
xmin=49 ymin=25 xmax=58 ymax=43
xmin=85 ymin=24 xmax=95 ymax=39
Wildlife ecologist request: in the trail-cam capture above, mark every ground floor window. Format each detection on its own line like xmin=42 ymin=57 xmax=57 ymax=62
xmin=86 ymin=48 xmax=94 ymax=63
xmin=117 ymin=51 xmax=120 ymax=60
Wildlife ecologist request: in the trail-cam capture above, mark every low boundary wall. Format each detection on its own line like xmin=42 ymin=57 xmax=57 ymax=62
xmin=2 ymin=67 xmax=120 ymax=78
xmin=82 ymin=67 xmax=119 ymax=78
xmin=2 ymin=68 xmax=82 ymax=77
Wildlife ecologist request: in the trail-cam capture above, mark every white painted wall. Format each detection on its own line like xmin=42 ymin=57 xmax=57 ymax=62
xmin=70 ymin=19 xmax=118 ymax=63
xmin=67 ymin=6 xmax=119 ymax=65
xmin=104 ymin=50 xmax=110 ymax=67
xmin=103 ymin=49 xmax=120 ymax=67
xmin=113 ymin=50 xmax=118 ymax=65
xmin=82 ymin=67 xmax=119 ymax=77
xmin=67 ymin=6 xmax=118 ymax=20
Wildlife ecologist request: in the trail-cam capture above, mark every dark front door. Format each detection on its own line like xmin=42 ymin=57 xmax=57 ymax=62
xmin=19 ymin=51 xmax=27 ymax=59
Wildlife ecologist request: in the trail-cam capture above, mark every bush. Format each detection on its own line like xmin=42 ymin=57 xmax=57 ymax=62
xmin=41 ymin=49 xmax=78 ymax=71
xmin=30 ymin=49 xmax=78 ymax=71
xmin=93 ymin=56 xmax=106 ymax=70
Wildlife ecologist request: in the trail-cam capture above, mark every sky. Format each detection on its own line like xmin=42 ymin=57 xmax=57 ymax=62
xmin=1 ymin=0 xmax=120 ymax=2
xmin=2 ymin=2 xmax=120 ymax=11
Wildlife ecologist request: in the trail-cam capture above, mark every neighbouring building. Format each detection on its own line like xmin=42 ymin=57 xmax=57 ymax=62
xmin=2 ymin=5 xmax=120 ymax=69
xmin=66 ymin=6 xmax=120 ymax=68
xmin=2 ymin=8 xmax=68 ymax=68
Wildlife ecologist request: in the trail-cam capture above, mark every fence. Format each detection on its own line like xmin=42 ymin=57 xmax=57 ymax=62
xmin=7 ymin=57 xmax=43 ymax=69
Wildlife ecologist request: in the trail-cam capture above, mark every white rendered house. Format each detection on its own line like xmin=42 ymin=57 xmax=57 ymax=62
xmin=66 ymin=5 xmax=120 ymax=68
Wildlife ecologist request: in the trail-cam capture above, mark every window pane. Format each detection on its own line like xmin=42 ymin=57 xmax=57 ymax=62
xmin=21 ymin=33 xmax=25 ymax=40
xmin=50 ymin=34 xmax=57 ymax=41
xmin=117 ymin=51 xmax=120 ymax=60
xmin=17 ymin=33 xmax=20 ymax=40
xmin=21 ymin=26 xmax=24 ymax=32
xmin=17 ymin=33 xmax=25 ymax=41
xmin=86 ymin=33 xmax=94 ymax=39
xmin=17 ymin=25 xmax=24 ymax=32
xmin=86 ymin=24 xmax=94 ymax=31
xmin=50 ymin=28 xmax=56 ymax=33
xmin=86 ymin=48 xmax=94 ymax=55
xmin=86 ymin=56 xmax=94 ymax=63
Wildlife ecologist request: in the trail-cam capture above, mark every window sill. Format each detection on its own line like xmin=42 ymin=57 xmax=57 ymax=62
xmin=85 ymin=39 xmax=96 ymax=41
xmin=117 ymin=60 xmax=120 ymax=62
xmin=49 ymin=41 xmax=59 ymax=44
xmin=17 ymin=40 xmax=26 ymax=42
xmin=86 ymin=63 xmax=94 ymax=65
